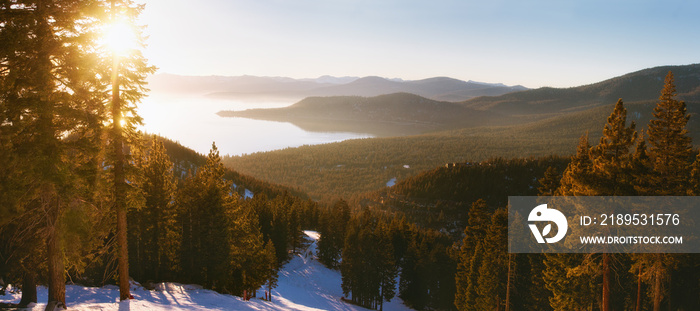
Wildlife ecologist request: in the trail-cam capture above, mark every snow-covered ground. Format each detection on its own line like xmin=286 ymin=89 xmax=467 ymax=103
xmin=0 ymin=231 xmax=413 ymax=311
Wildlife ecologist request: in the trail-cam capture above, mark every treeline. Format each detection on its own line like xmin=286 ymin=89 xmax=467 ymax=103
xmin=125 ymin=140 xmax=319 ymax=296
xmin=222 ymin=100 xmax=669 ymax=201
xmin=222 ymin=126 xmax=583 ymax=201
xmin=155 ymin=135 xmax=308 ymax=200
xmin=365 ymin=156 xmax=569 ymax=234
xmin=316 ymin=203 xmax=457 ymax=310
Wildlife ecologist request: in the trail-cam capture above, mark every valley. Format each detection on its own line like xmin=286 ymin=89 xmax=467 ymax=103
xmin=222 ymin=64 xmax=700 ymax=201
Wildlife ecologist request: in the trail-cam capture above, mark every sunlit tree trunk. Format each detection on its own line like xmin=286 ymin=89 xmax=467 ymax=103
xmin=601 ymin=253 xmax=610 ymax=311
xmin=112 ymin=55 xmax=131 ymax=301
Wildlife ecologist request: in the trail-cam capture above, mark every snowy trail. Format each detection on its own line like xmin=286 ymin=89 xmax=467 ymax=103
xmin=0 ymin=231 xmax=413 ymax=311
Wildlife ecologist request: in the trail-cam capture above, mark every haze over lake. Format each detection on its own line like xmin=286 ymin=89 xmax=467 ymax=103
xmin=138 ymin=92 xmax=373 ymax=156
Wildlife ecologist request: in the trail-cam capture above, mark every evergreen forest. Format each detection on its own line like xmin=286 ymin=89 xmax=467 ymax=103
xmin=0 ymin=1 xmax=698 ymax=310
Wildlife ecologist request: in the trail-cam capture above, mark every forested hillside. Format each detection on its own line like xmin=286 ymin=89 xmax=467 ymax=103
xmin=359 ymin=156 xmax=570 ymax=235
xmin=462 ymin=64 xmax=700 ymax=114
xmin=223 ymin=99 xmax=699 ymax=201
xmin=153 ymin=135 xmax=307 ymax=200
xmin=219 ymin=93 xmax=501 ymax=136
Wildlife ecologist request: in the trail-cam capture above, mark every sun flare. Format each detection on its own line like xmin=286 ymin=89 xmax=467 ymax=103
xmin=105 ymin=20 xmax=137 ymax=55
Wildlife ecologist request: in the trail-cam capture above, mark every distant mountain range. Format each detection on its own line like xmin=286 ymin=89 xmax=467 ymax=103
xmin=219 ymin=64 xmax=700 ymax=136
xmin=147 ymin=74 xmax=527 ymax=102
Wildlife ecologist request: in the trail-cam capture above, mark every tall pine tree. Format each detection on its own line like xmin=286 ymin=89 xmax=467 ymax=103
xmin=475 ymin=208 xmax=509 ymax=310
xmin=638 ymin=71 xmax=694 ymax=311
xmin=454 ymin=199 xmax=490 ymax=310
xmin=645 ymin=71 xmax=692 ymax=195
xmin=129 ymin=137 xmax=178 ymax=282
xmin=0 ymin=0 xmax=109 ymax=306
xmin=104 ymin=0 xmax=156 ymax=300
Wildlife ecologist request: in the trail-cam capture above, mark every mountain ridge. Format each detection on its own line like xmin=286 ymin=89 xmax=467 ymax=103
xmin=147 ymin=73 xmax=526 ymax=102
xmin=218 ymin=92 xmax=502 ymax=136
xmin=461 ymin=63 xmax=700 ymax=115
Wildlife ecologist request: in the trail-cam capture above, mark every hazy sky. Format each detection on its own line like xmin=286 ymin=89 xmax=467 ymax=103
xmin=139 ymin=0 xmax=699 ymax=88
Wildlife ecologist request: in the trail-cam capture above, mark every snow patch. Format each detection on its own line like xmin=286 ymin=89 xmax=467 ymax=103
xmin=386 ymin=177 xmax=397 ymax=187
xmin=244 ymin=189 xmax=254 ymax=199
xmin=0 ymin=232 xmax=413 ymax=311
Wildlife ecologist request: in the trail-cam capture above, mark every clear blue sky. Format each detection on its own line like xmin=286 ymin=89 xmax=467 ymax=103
xmin=139 ymin=0 xmax=699 ymax=88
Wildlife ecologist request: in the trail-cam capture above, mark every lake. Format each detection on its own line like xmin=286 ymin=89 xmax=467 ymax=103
xmin=138 ymin=93 xmax=373 ymax=156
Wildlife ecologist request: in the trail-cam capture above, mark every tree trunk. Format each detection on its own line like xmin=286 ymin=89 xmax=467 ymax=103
xmin=47 ymin=206 xmax=65 ymax=307
xmin=653 ymin=254 xmax=662 ymax=311
xmin=117 ymin=205 xmax=130 ymax=300
xmin=601 ymin=254 xmax=610 ymax=311
xmin=505 ymin=253 xmax=512 ymax=311
xmin=112 ymin=48 xmax=130 ymax=301
xmin=18 ymin=272 xmax=37 ymax=307
xmin=635 ymin=265 xmax=642 ymax=311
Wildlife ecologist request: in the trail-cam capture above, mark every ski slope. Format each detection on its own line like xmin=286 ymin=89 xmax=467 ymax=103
xmin=0 ymin=231 xmax=413 ymax=311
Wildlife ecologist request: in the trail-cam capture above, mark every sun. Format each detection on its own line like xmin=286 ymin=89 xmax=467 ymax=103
xmin=105 ymin=20 xmax=137 ymax=56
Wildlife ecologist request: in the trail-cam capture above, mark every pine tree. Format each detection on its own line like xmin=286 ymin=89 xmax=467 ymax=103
xmin=543 ymin=253 xmax=596 ymax=310
xmin=340 ymin=219 xmax=359 ymax=301
xmin=589 ymin=99 xmax=638 ymax=311
xmin=399 ymin=236 xmax=425 ymax=309
xmin=104 ymin=0 xmax=156 ymax=300
xmin=646 ymin=71 xmax=693 ymax=195
xmin=0 ymin=0 xmax=110 ymax=306
xmin=0 ymin=207 xmax=45 ymax=307
xmin=454 ymin=199 xmax=490 ymax=310
xmin=177 ymin=143 xmax=235 ymax=288
xmin=591 ymin=98 xmax=636 ymax=196
xmin=538 ymin=166 xmax=560 ymax=196
xmin=463 ymin=242 xmax=484 ymax=310
xmin=263 ymin=241 xmax=278 ymax=302
xmin=129 ymin=137 xmax=178 ymax=281
xmin=690 ymin=152 xmax=700 ymax=195
xmin=318 ymin=199 xmax=351 ymax=268
xmin=175 ymin=142 xmax=268 ymax=295
xmin=376 ymin=222 xmax=398 ymax=311
xmin=341 ymin=210 xmax=397 ymax=310
xmin=475 ymin=208 xmax=508 ymax=310
xmin=559 ymin=134 xmax=596 ymax=196
xmin=631 ymin=130 xmax=653 ymax=194
xmin=525 ymin=254 xmax=552 ymax=311
xmin=641 ymin=71 xmax=693 ymax=311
